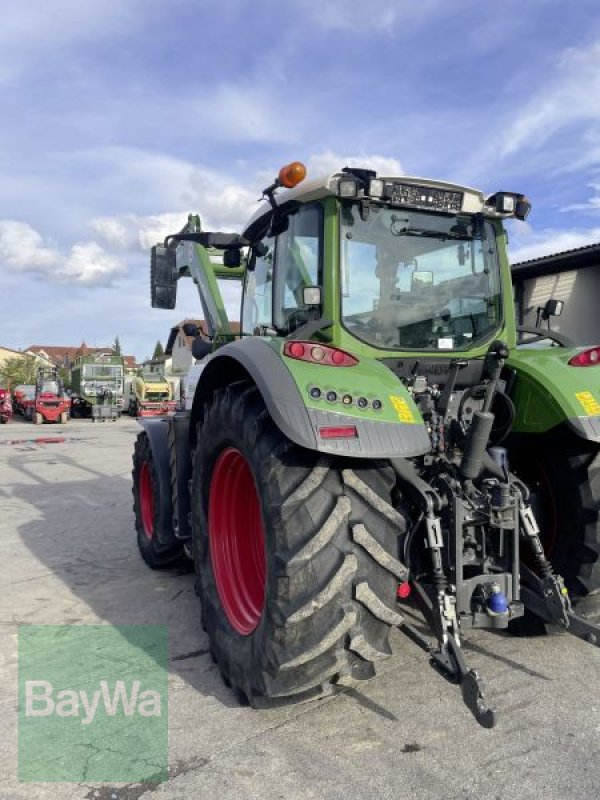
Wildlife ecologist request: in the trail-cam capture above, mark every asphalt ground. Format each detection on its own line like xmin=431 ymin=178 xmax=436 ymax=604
xmin=1 ymin=415 xmax=600 ymax=800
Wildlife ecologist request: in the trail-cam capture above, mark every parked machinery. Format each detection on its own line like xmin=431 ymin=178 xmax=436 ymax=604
xmin=0 ymin=388 xmax=12 ymax=424
xmin=70 ymin=353 xmax=125 ymax=417
xmin=128 ymin=370 xmax=176 ymax=417
xmin=32 ymin=367 xmax=69 ymax=425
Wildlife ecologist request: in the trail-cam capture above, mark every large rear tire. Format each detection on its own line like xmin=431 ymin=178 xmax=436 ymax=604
xmin=192 ymin=383 xmax=408 ymax=706
xmin=512 ymin=432 xmax=600 ymax=601
xmin=132 ymin=432 xmax=184 ymax=569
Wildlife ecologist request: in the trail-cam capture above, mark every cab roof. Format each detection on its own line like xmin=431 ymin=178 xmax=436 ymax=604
xmin=242 ymin=171 xmax=490 ymax=238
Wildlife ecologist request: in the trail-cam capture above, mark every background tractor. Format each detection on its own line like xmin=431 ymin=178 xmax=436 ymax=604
xmin=132 ymin=163 xmax=600 ymax=725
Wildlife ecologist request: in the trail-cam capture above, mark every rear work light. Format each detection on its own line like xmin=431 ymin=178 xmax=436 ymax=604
xmin=568 ymin=347 xmax=600 ymax=366
xmin=283 ymin=341 xmax=359 ymax=366
xmin=319 ymin=426 xmax=358 ymax=439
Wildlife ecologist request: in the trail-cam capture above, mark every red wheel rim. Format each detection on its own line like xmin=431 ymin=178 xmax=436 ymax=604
xmin=139 ymin=462 xmax=155 ymax=540
xmin=209 ymin=447 xmax=266 ymax=635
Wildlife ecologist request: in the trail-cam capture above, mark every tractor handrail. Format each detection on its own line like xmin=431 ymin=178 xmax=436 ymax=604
xmin=516 ymin=325 xmax=573 ymax=348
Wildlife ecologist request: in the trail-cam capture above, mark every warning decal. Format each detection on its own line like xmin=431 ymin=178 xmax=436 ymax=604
xmin=389 ymin=395 xmax=415 ymax=423
xmin=575 ymin=391 xmax=600 ymax=416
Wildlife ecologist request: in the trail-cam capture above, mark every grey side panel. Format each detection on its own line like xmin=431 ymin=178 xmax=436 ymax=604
xmin=568 ymin=416 xmax=600 ymax=443
xmin=307 ymin=408 xmax=431 ymax=457
xmin=199 ymin=339 xmax=317 ymax=451
xmin=172 ymin=411 xmax=192 ymax=540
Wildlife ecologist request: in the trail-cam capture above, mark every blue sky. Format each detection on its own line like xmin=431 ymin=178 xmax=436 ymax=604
xmin=1 ymin=0 xmax=600 ymax=359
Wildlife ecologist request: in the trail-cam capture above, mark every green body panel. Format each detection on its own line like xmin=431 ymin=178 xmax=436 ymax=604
xmin=267 ymin=339 xmax=424 ymax=427
xmin=508 ymin=347 xmax=600 ymax=433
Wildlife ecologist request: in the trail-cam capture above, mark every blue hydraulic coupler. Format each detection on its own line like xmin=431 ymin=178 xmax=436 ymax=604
xmin=487 ymin=584 xmax=509 ymax=615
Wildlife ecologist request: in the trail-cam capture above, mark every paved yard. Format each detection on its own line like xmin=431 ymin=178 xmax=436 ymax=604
xmin=1 ymin=416 xmax=600 ymax=799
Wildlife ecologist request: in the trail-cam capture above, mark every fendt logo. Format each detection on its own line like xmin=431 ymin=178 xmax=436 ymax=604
xmin=25 ymin=679 xmax=162 ymax=725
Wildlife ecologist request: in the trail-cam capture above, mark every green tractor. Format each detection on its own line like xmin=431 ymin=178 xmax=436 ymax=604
xmin=132 ymin=162 xmax=600 ymax=725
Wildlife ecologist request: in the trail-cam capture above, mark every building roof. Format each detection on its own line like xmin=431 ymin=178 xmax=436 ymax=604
xmin=511 ymin=241 xmax=600 ymax=280
xmin=26 ymin=343 xmax=137 ymax=369
xmin=0 ymin=345 xmax=26 ymax=358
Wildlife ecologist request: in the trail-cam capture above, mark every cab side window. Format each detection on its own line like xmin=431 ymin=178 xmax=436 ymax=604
xmin=241 ymin=236 xmax=275 ymax=335
xmin=273 ymin=204 xmax=322 ymax=331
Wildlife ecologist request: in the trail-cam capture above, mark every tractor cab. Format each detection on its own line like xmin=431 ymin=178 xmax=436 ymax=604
xmin=239 ymin=166 xmax=528 ymax=364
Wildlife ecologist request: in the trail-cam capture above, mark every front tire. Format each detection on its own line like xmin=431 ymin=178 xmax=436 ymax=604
xmin=132 ymin=432 xmax=184 ymax=569
xmin=192 ymin=383 xmax=408 ymax=706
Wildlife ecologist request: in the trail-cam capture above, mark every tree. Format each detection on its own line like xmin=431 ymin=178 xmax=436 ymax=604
xmin=152 ymin=340 xmax=164 ymax=360
xmin=0 ymin=355 xmax=38 ymax=389
xmin=58 ymin=366 xmax=72 ymax=391
xmin=113 ymin=334 xmax=122 ymax=356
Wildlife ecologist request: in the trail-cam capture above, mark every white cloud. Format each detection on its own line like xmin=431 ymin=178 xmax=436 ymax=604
xmin=560 ymin=181 xmax=600 ymax=213
xmin=90 ymin=190 xmax=258 ymax=255
xmin=303 ymin=0 xmax=444 ymax=33
xmin=0 ymin=220 xmax=60 ymax=271
xmin=0 ymin=220 xmax=123 ymax=285
xmin=308 ymin=151 xmax=403 ymax=177
xmin=193 ymin=84 xmax=299 ymax=144
xmin=89 ymin=150 xmax=406 ymax=254
xmin=60 ymin=242 xmax=123 ymax=285
xmin=501 ymin=40 xmax=600 ymax=158
xmin=509 ymin=226 xmax=600 ymax=264
xmin=0 ymin=1 xmax=151 ymax=83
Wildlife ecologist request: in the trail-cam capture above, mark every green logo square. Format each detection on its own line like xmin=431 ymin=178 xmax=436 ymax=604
xmin=18 ymin=625 xmax=168 ymax=783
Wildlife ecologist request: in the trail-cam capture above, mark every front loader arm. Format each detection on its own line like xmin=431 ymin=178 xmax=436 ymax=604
xmin=150 ymin=214 xmax=246 ymax=339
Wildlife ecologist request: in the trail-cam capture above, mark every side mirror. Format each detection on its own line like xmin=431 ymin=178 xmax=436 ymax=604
xmin=542 ymin=298 xmax=564 ymax=318
xmin=192 ymin=338 xmax=212 ymax=360
xmin=150 ymin=245 xmax=177 ymax=309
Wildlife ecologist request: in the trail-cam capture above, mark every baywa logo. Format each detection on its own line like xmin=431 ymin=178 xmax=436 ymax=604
xmin=19 ymin=625 xmax=168 ymax=783
xmin=25 ymin=679 xmax=162 ymax=725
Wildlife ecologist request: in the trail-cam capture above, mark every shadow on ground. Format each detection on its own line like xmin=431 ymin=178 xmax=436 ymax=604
xmin=7 ymin=442 xmax=239 ymax=710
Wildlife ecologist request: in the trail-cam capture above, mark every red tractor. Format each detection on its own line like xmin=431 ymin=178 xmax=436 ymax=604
xmin=31 ymin=367 xmax=70 ymax=425
xmin=0 ymin=388 xmax=12 ymax=424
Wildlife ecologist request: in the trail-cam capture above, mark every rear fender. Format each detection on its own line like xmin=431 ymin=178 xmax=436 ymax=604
xmin=508 ymin=348 xmax=600 ymax=443
xmin=137 ymin=418 xmax=174 ymax=530
xmin=191 ymin=338 xmax=430 ymax=458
